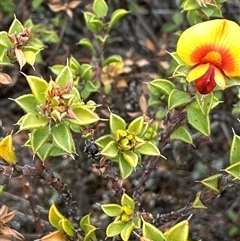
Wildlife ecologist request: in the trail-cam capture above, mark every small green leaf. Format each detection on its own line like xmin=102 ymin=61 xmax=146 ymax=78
xmin=93 ymin=0 xmax=109 ymax=18
xmin=108 ymin=9 xmax=128 ymax=30
xmin=149 ymin=79 xmax=175 ymax=96
xmin=48 ymin=204 xmax=65 ymax=230
xmin=101 ymin=140 xmax=119 ymax=158
xmin=69 ymin=105 xmax=100 ymax=126
xmin=14 ymin=94 xmax=39 ymax=114
xmin=110 ymin=113 xmax=126 ymax=134
xmin=164 ymin=220 xmax=189 ymax=241
xmin=95 ymin=134 xmax=114 ymax=148
xmin=55 ymin=65 xmax=73 ymax=86
xmin=230 ymin=133 xmax=240 ymax=165
xmin=123 ymin=151 xmax=139 ymax=167
xmin=61 ymin=218 xmax=74 ymax=236
xmin=200 ymin=174 xmax=221 ymax=193
xmin=119 ymin=154 xmax=134 ymax=179
xmin=187 ymin=103 xmax=210 ymax=136
xmin=50 ymin=65 xmax=64 ymax=75
xmin=182 ymin=0 xmax=199 ymax=11
xmin=78 ymin=38 xmax=95 ymax=53
xmin=102 ymin=204 xmax=122 ymax=217
xmin=52 ymin=123 xmax=76 ymax=154
xmin=121 ymin=193 xmax=135 ymax=210
xmin=195 ymin=92 xmax=213 ymax=116
xmin=31 ymin=128 xmax=51 ymax=153
xmin=135 ymin=141 xmax=160 ymax=156
xmin=23 ymin=51 xmax=36 ymax=66
xmin=25 ymin=75 xmax=48 ymax=104
xmin=8 ymin=15 xmax=24 ymax=34
xmin=170 ymin=126 xmax=193 ymax=144
xmin=106 ymin=221 xmax=125 ymax=237
xmin=225 ymin=162 xmax=240 ymax=180
xmin=192 ymin=192 xmax=207 ymax=209
xmin=0 ymin=31 xmax=13 ymax=48
xmin=127 ymin=116 xmax=144 ymax=136
xmin=19 ymin=113 xmax=48 ymax=130
xmin=121 ymin=222 xmax=134 ymax=241
xmin=103 ymin=55 xmax=122 ymax=66
xmin=168 ymin=89 xmax=191 ymax=110
xmin=36 ymin=142 xmax=53 ymax=161
xmin=142 ymin=220 xmax=166 ymax=241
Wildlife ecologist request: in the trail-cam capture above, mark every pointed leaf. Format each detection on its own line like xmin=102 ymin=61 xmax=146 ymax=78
xmin=121 ymin=193 xmax=135 ymax=210
xmin=123 ymin=151 xmax=139 ymax=167
xmin=170 ymin=126 xmax=193 ymax=144
xmin=149 ymin=79 xmax=175 ymax=96
xmin=108 ymin=9 xmax=128 ymax=30
xmin=192 ymin=192 xmax=207 ymax=209
xmin=15 ymin=48 xmax=26 ymax=69
xmin=103 ymin=55 xmax=122 ymax=66
xmin=95 ymin=134 xmax=114 ymax=148
xmin=52 ymin=123 xmax=76 ymax=154
xmin=25 ymin=75 xmax=48 ymax=104
xmin=14 ymin=94 xmax=39 ymax=114
xmin=164 ymin=220 xmax=189 ymax=241
xmin=106 ymin=221 xmax=125 ymax=237
xmin=48 ymin=204 xmax=64 ymax=229
xmin=55 ymin=65 xmax=73 ymax=86
xmin=101 ymin=140 xmax=119 ymax=158
xmin=230 ymin=133 xmax=240 ymax=165
xmin=142 ymin=220 xmax=166 ymax=241
xmin=93 ymin=0 xmax=109 ymax=18
xmin=168 ymin=89 xmax=191 ymax=110
xmin=225 ymin=162 xmax=240 ymax=180
xmin=61 ymin=218 xmax=74 ymax=236
xmin=187 ymin=103 xmax=210 ymax=136
xmin=36 ymin=142 xmax=54 ymax=161
xmin=119 ymin=154 xmax=133 ymax=179
xmin=135 ymin=141 xmax=160 ymax=156
xmin=121 ymin=222 xmax=134 ymax=241
xmin=19 ymin=113 xmax=48 ymax=130
xmin=23 ymin=50 xmax=36 ymax=66
xmin=127 ymin=116 xmax=144 ymax=135
xmin=110 ymin=113 xmax=126 ymax=134
xmin=31 ymin=128 xmax=51 ymax=153
xmin=102 ymin=204 xmax=122 ymax=217
xmin=8 ymin=16 xmax=24 ymax=34
xmin=200 ymin=174 xmax=221 ymax=193
xmin=78 ymin=38 xmax=95 ymax=53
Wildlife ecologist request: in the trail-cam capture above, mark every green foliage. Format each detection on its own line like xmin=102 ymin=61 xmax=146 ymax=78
xmin=96 ymin=113 xmax=161 ymax=178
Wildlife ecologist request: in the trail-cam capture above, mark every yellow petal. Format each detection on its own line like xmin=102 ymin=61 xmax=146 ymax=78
xmin=214 ymin=67 xmax=226 ymax=90
xmin=186 ymin=63 xmax=209 ymax=82
xmin=177 ymin=19 xmax=240 ymax=77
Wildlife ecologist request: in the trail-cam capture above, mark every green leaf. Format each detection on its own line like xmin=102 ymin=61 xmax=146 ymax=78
xmin=103 ymin=55 xmax=122 ymax=66
xmin=196 ymin=92 xmax=214 ymax=116
xmin=31 ymin=128 xmax=51 ymax=153
xmin=170 ymin=126 xmax=193 ymax=144
xmin=142 ymin=220 xmax=166 ymax=241
xmin=119 ymin=154 xmax=134 ymax=179
xmin=52 ymin=123 xmax=76 ymax=154
xmin=108 ymin=9 xmax=128 ymax=30
xmin=48 ymin=204 xmax=65 ymax=230
xmin=0 ymin=31 xmax=13 ymax=48
xmin=69 ymin=105 xmax=99 ymax=126
xmin=55 ymin=65 xmax=73 ymax=86
xmin=96 ymin=34 xmax=109 ymax=45
xmin=230 ymin=133 xmax=240 ymax=165
xmin=25 ymin=75 xmax=48 ymax=104
xmin=95 ymin=134 xmax=114 ymax=148
xmin=79 ymin=64 xmax=93 ymax=80
xmin=78 ymin=38 xmax=95 ymax=53
xmin=127 ymin=116 xmax=144 ymax=136
xmin=164 ymin=220 xmax=189 ymax=241
xmin=187 ymin=103 xmax=210 ymax=136
xmin=149 ymin=79 xmax=175 ymax=96
xmin=168 ymin=89 xmax=191 ymax=110
xmin=120 ymin=222 xmax=134 ymax=241
xmin=110 ymin=113 xmax=126 ymax=134
xmin=225 ymin=162 xmax=240 ymax=180
xmin=61 ymin=218 xmax=74 ymax=236
xmin=50 ymin=65 xmax=64 ymax=75
xmin=8 ymin=15 xmax=24 ymax=34
xmin=121 ymin=193 xmax=135 ymax=210
xmin=93 ymin=0 xmax=109 ymax=18
xmin=101 ymin=140 xmax=119 ymax=158
xmin=182 ymin=0 xmax=199 ymax=11
xmin=102 ymin=204 xmax=122 ymax=217
xmin=18 ymin=113 xmax=48 ymax=130
xmin=200 ymin=174 xmax=221 ymax=193
xmin=192 ymin=192 xmax=207 ymax=209
xmin=106 ymin=221 xmax=125 ymax=237
xmin=123 ymin=151 xmax=139 ymax=167
xmin=14 ymin=94 xmax=39 ymax=114
xmin=23 ymin=51 xmax=36 ymax=66
xmin=135 ymin=141 xmax=160 ymax=156
xmin=36 ymin=142 xmax=53 ymax=161
xmin=83 ymin=12 xmax=103 ymax=33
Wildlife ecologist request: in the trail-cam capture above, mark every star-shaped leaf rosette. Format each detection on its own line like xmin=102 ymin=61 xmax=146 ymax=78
xmin=175 ymin=19 xmax=240 ymax=94
xmin=95 ymin=113 xmax=161 ymax=179
xmin=14 ymin=66 xmax=99 ymax=161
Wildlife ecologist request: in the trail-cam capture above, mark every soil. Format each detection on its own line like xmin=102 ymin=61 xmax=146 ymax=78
xmin=1 ymin=1 xmax=240 ymax=241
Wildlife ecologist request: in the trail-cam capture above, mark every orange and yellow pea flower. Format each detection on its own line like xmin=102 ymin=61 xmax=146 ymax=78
xmin=177 ymin=19 xmax=240 ymax=94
